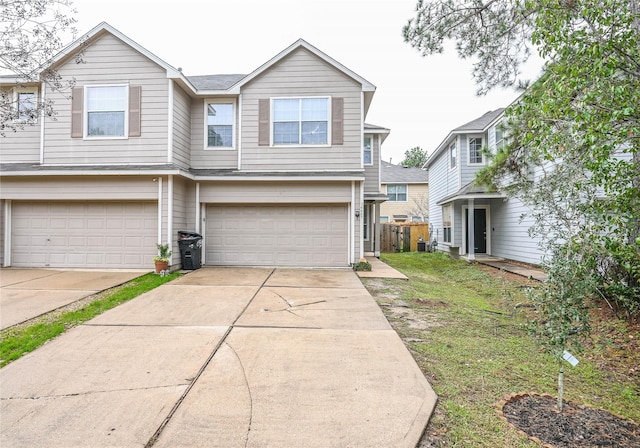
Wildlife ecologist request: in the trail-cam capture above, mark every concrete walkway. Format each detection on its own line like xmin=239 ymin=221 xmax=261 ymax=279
xmin=356 ymin=256 xmax=408 ymax=280
xmin=1 ymin=267 xmax=436 ymax=448
xmin=474 ymin=257 xmax=547 ymax=282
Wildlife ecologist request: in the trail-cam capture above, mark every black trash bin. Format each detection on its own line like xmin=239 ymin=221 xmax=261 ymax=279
xmin=178 ymin=230 xmax=203 ymax=270
xmin=417 ymin=236 xmax=426 ymax=252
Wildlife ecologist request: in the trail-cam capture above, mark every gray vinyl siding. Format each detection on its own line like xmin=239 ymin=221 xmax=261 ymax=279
xmin=43 ymin=33 xmax=169 ymax=165
xmin=428 ymin=141 xmax=458 ymax=246
xmin=240 ymin=48 xmax=362 ymax=171
xmin=0 ymin=176 xmax=158 ymax=199
xmin=460 ymin=133 xmax=486 ymax=186
xmin=172 ymin=83 xmax=191 ymax=169
xmin=190 ymin=97 xmax=238 ymax=169
xmin=363 ymin=133 xmax=380 ymax=193
xmin=198 ymin=181 xmax=352 ymax=203
xmin=0 ymin=86 xmax=41 ymax=163
xmin=490 ymin=197 xmax=544 ymax=265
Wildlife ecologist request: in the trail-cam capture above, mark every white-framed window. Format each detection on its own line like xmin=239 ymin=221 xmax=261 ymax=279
xmin=206 ymin=101 xmax=235 ymax=149
xmin=14 ymin=88 xmax=38 ymax=122
xmin=363 ymin=136 xmax=372 ymax=165
xmin=387 ymin=184 xmax=408 ymax=202
xmin=468 ymin=136 xmax=484 ymax=165
xmin=495 ymin=127 xmax=505 ymax=150
xmin=442 ymin=204 xmax=453 ymax=243
xmin=411 ymin=216 xmax=424 ymax=222
xmin=272 ymin=97 xmax=329 ymax=145
xmin=380 ymin=216 xmax=389 ymax=223
xmin=85 ymin=85 xmax=128 ymax=138
xmin=449 ymin=140 xmax=457 ymax=169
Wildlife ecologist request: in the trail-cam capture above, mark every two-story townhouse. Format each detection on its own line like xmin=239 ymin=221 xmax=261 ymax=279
xmin=379 ymin=161 xmax=429 ymax=223
xmin=425 ymin=109 xmax=544 ymax=265
xmin=0 ymin=22 xmax=389 ymax=269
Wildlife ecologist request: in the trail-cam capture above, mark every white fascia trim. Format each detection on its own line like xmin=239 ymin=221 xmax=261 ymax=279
xmin=39 ymin=83 xmax=45 ymax=164
xmin=167 ymin=80 xmax=174 ymax=163
xmin=0 ymin=169 xmax=193 ymax=178
xmin=191 ymin=175 xmax=366 ymax=182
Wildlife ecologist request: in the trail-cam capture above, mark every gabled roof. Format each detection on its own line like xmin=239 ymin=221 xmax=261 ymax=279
xmin=381 ymin=161 xmax=429 ymax=184
xmin=229 ymin=39 xmax=376 ymax=93
xmin=49 ymin=22 xmax=186 ymax=81
xmin=425 ymin=108 xmax=506 ymax=169
xmin=435 ymin=181 xmax=505 ymax=205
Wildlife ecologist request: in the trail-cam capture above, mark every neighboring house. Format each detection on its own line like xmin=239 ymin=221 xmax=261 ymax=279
xmin=425 ymin=109 xmax=543 ymax=265
xmin=0 ymin=22 xmax=390 ymax=269
xmin=379 ymin=161 xmax=429 ymax=223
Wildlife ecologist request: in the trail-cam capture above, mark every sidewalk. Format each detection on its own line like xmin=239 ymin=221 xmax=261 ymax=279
xmin=356 ymin=255 xmax=408 ymax=280
xmin=475 ymin=257 xmax=547 ymax=282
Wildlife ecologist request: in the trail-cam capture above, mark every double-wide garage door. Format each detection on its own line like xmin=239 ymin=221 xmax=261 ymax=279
xmin=205 ymin=204 xmax=348 ymax=267
xmin=12 ymin=201 xmax=157 ymax=268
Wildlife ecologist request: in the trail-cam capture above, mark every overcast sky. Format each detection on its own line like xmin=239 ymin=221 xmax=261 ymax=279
xmin=71 ymin=0 xmax=542 ymax=163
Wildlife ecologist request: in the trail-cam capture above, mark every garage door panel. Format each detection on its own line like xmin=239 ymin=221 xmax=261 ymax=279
xmin=12 ymin=201 xmax=157 ymax=269
xmin=205 ymin=204 xmax=348 ymax=267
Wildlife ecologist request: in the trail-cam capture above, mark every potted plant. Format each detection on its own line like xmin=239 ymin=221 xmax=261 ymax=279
xmin=153 ymin=243 xmax=172 ymax=273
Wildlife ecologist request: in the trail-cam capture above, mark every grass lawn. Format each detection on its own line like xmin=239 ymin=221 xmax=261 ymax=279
xmin=361 ymin=252 xmax=639 ymax=448
xmin=0 ymin=272 xmax=181 ymax=367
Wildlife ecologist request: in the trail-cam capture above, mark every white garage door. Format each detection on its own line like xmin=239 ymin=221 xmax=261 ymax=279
xmin=12 ymin=201 xmax=157 ymax=268
xmin=205 ymin=204 xmax=348 ymax=267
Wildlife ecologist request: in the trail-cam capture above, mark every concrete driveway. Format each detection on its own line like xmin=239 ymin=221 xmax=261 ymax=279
xmin=0 ymin=267 xmax=437 ymax=448
xmin=0 ymin=269 xmax=144 ymax=330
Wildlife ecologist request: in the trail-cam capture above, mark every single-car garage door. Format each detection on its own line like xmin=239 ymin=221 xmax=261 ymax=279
xmin=205 ymin=204 xmax=348 ymax=267
xmin=12 ymin=201 xmax=157 ymax=268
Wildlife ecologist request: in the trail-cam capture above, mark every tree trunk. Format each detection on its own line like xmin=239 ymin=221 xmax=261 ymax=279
xmin=557 ymin=367 xmax=564 ymax=412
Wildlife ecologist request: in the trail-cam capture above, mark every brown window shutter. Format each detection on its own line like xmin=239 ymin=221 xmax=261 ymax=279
xmin=258 ymin=98 xmax=270 ymax=146
xmin=331 ymin=97 xmax=344 ymax=145
xmin=70 ymin=87 xmax=83 ymax=138
xmin=128 ymin=85 xmax=142 ymax=137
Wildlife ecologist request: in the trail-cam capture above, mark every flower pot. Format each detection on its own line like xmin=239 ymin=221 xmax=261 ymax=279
xmin=154 ymin=260 xmax=169 ymax=273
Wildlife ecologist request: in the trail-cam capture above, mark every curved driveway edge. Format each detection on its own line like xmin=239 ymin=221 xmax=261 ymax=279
xmin=1 ymin=267 xmax=437 ymax=448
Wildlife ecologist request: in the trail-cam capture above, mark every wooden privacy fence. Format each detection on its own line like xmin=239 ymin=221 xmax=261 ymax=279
xmin=380 ymin=223 xmax=430 ymax=253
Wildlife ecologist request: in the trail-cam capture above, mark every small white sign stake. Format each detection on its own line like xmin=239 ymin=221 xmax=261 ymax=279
xmin=563 ymin=350 xmax=579 ymax=367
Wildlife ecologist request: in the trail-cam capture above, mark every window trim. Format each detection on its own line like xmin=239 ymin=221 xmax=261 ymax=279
xmin=13 ymin=87 xmax=38 ymax=123
xmin=204 ymin=99 xmax=236 ymax=150
xmin=363 ymin=136 xmax=373 ymax=166
xmin=467 ymin=135 xmax=484 ymax=166
xmin=449 ymin=139 xmax=457 ymax=171
xmin=83 ymin=84 xmax=129 ymax=140
xmin=386 ymin=184 xmax=408 ymax=202
xmin=270 ymin=96 xmax=331 ymax=147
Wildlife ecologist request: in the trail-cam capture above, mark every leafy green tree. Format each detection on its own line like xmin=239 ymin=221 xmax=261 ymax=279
xmin=404 ymin=0 xmax=640 ymax=410
xmin=401 ymin=146 xmax=428 ymax=167
xmin=1 ymin=0 xmax=79 ymax=135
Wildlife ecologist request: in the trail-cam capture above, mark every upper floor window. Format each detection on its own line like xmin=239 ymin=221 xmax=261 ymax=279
xmin=16 ymin=90 xmax=37 ymax=122
xmin=207 ymin=102 xmax=234 ymax=148
xmin=468 ymin=137 xmax=483 ymax=164
xmin=387 ymin=184 xmax=407 ymax=202
xmin=272 ymin=97 xmax=329 ymax=145
xmin=363 ymin=136 xmax=372 ymax=165
xmin=495 ymin=127 xmax=505 ymax=150
xmin=449 ymin=140 xmax=457 ymax=169
xmin=86 ymin=85 xmax=128 ymax=137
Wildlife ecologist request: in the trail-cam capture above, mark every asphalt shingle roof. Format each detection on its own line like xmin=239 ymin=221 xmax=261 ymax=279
xmin=187 ymin=74 xmax=246 ymax=90
xmin=381 ymin=161 xmax=429 ymax=183
xmin=453 ymin=108 xmax=505 ymax=132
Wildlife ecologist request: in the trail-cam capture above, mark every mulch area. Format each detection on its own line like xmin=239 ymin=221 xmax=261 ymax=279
xmin=501 ymin=393 xmax=640 ymax=448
